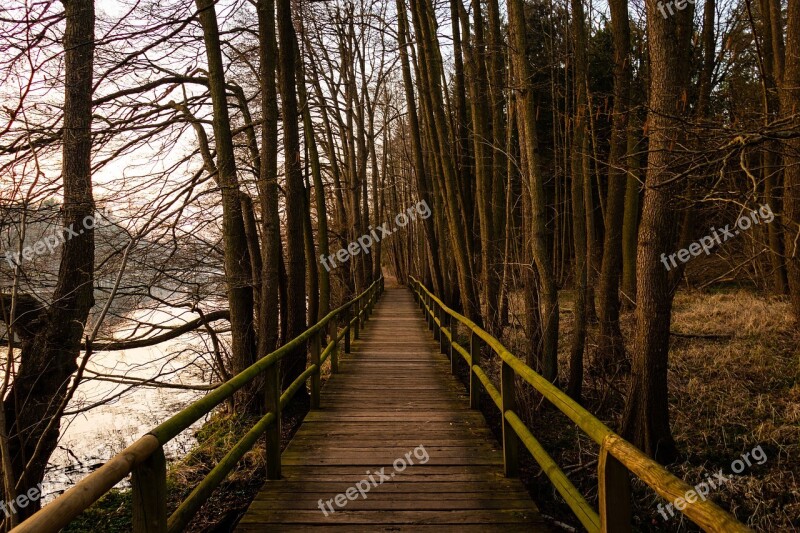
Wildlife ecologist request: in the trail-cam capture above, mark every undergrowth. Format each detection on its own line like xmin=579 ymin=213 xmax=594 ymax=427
xmin=476 ymin=288 xmax=799 ymax=532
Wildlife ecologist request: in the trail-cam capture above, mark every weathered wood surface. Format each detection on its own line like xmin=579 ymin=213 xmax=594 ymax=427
xmin=237 ymin=286 xmax=547 ymax=531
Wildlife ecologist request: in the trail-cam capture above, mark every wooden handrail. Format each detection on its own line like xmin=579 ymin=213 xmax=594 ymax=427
xmin=408 ymin=276 xmax=751 ymax=533
xmin=12 ymin=277 xmax=384 ymax=533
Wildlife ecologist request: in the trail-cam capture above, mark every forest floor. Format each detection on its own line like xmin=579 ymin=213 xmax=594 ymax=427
xmin=489 ymin=287 xmax=799 ymax=532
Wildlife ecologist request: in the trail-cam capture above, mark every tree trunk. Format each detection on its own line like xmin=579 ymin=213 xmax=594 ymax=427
xmin=256 ymin=0 xmax=282 ymax=363
xmin=508 ymin=0 xmax=559 ymax=380
xmin=621 ymin=106 xmax=642 ymax=306
xmin=2 ymin=0 xmax=95 ymax=520
xmin=296 ymin=41 xmax=329 ymax=320
xmin=196 ymin=0 xmax=257 ymax=411
xmin=460 ymin=0 xmax=500 ymax=333
xmin=409 ymin=0 xmax=481 ymax=320
xmin=276 ymin=0 xmax=308 ymax=392
xmin=620 ymin=0 xmax=694 ymax=463
xmin=596 ymin=0 xmax=631 ymax=366
xmin=567 ymin=0 xmax=589 ymax=401
xmin=396 ymin=0 xmax=444 ymax=295
xmin=780 ymin=1 xmax=800 ymax=320
xmin=240 ymin=192 xmax=263 ymax=330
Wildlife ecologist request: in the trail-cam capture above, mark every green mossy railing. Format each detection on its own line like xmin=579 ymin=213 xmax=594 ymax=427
xmin=409 ymin=276 xmax=751 ymax=533
xmin=13 ymin=277 xmax=384 ymax=533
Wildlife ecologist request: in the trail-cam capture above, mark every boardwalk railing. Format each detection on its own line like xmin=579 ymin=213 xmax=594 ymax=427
xmin=12 ymin=277 xmax=384 ymax=533
xmin=409 ymin=276 xmax=751 ymax=533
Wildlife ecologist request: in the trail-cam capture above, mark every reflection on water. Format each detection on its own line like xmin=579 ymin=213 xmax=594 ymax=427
xmin=41 ymin=307 xmax=218 ymax=502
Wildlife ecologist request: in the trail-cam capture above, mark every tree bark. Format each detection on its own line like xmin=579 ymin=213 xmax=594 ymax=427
xmin=395 ymin=0 xmax=444 ymax=295
xmin=620 ymin=0 xmax=694 ymax=463
xmin=2 ymin=0 xmax=95 ymax=519
xmin=459 ymin=0 xmax=500 ymax=333
xmin=508 ymin=0 xmax=559 ymax=380
xmin=780 ymin=1 xmax=800 ymax=320
xmin=409 ymin=0 xmax=481 ymax=320
xmin=276 ymin=0 xmax=308 ymax=391
xmin=567 ymin=0 xmax=589 ymax=401
xmin=195 ymin=0 xmax=257 ymax=410
xmin=256 ymin=0 xmax=282 ymax=363
xmin=596 ymin=0 xmax=631 ymax=366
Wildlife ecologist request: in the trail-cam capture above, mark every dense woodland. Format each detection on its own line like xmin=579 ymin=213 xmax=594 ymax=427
xmin=0 ymin=0 xmax=798 ymax=530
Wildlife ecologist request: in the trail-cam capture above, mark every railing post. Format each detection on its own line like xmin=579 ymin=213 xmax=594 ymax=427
xmin=440 ymin=312 xmax=449 ymax=355
xmin=264 ymin=363 xmax=281 ymax=480
xmin=131 ymin=446 xmax=167 ymax=533
xmin=433 ymin=303 xmax=441 ymax=342
xmin=599 ymin=441 xmax=632 ymax=532
xmin=501 ymin=361 xmax=519 ymax=477
xmin=344 ymin=305 xmax=352 ymax=354
xmin=330 ymin=322 xmax=339 ymax=373
xmin=469 ymin=331 xmax=482 ymax=405
xmin=311 ymin=330 xmax=321 ymax=409
xmin=354 ymin=299 xmax=361 ymax=339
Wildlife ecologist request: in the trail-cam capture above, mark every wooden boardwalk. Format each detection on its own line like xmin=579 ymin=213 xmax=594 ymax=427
xmin=237 ymin=285 xmax=546 ymax=531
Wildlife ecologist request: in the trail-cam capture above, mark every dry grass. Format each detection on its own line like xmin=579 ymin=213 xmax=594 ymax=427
xmin=663 ymin=291 xmax=799 ymax=532
xmin=496 ymin=288 xmax=799 ymax=532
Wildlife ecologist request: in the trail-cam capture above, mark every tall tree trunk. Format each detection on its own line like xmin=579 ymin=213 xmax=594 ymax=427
xmin=303 ymin=41 xmax=354 ymax=297
xmin=196 ymin=0 xmax=257 ymax=410
xmin=780 ymin=1 xmax=800 ymax=320
xmin=621 ymin=106 xmax=642 ymax=306
xmin=486 ymin=0 xmax=507 ymax=313
xmin=303 ymin=153 xmax=319 ymax=326
xmin=2 ymin=0 xmax=95 ymax=520
xmin=567 ymin=0 xmax=588 ymax=401
xmin=460 ymin=0 xmax=500 ymax=333
xmin=449 ymin=0 xmax=474 ymax=246
xmin=409 ymin=0 xmax=481 ymax=320
xmin=508 ymin=0 xmax=559 ymax=380
xmin=597 ymin=0 xmax=631 ymax=366
xmin=621 ymin=0 xmax=694 ymax=463
xmin=396 ymin=0 xmax=444 ymax=295
xmin=276 ymin=0 xmax=308 ymax=392
xmin=296 ymin=42 xmax=330 ymax=319
xmin=240 ymin=193 xmax=263 ymax=329
xmin=256 ymin=0 xmax=282 ymax=362
xmin=755 ymin=0 xmax=789 ymax=294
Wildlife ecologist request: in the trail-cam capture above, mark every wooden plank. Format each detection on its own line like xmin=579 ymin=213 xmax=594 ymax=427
xmin=238 ymin=510 xmax=541 ymax=525
xmin=252 ymin=485 xmax=529 ymax=495
xmin=247 ymin=500 xmax=538 ymax=511
xmin=237 ymin=524 xmax=539 ymax=532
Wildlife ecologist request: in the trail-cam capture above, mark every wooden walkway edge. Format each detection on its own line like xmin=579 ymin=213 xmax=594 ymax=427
xmin=236 ymin=284 xmax=547 ymax=531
